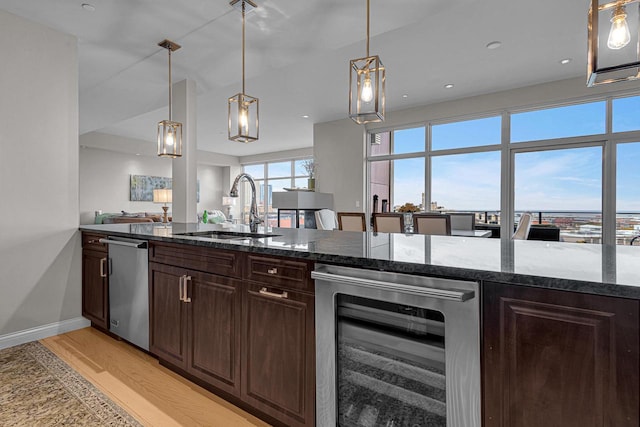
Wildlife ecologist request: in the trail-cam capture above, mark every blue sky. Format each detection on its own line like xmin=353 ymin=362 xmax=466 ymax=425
xmin=390 ymin=97 xmax=640 ymax=211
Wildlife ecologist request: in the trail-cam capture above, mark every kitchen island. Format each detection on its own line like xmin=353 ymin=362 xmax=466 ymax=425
xmin=81 ymin=221 xmax=640 ymax=298
xmin=80 ymin=222 xmax=640 ymax=427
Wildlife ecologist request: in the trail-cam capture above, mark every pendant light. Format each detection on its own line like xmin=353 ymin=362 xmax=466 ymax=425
xmin=157 ymin=39 xmax=183 ymax=157
xmin=229 ymin=0 xmax=259 ymax=143
xmin=588 ymin=0 xmax=640 ymax=86
xmin=349 ymin=0 xmax=385 ymax=124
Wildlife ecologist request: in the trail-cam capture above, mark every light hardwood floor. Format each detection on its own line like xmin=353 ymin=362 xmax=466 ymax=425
xmin=41 ymin=327 xmax=270 ymax=427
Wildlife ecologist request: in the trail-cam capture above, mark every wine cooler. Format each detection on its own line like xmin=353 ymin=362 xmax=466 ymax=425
xmin=312 ymin=264 xmax=480 ymax=427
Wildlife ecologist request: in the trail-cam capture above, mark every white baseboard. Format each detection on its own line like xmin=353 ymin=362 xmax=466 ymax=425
xmin=0 ymin=317 xmax=91 ymax=350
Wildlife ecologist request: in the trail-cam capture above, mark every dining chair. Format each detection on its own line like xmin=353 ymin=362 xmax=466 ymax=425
xmin=373 ymin=213 xmax=405 ymax=233
xmin=412 ymin=213 xmax=451 ymax=235
xmin=315 ymin=209 xmax=338 ymax=230
xmin=512 ymin=212 xmax=533 ymax=240
xmin=337 ymin=212 xmax=367 ymax=231
xmin=449 ymin=213 xmax=475 ymax=231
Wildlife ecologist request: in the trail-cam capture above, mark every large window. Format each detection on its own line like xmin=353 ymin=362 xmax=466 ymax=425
xmin=369 ymin=128 xmax=426 ymax=212
xmin=511 ymin=101 xmax=606 ymax=143
xmin=432 ymin=116 xmax=501 ymax=150
xmin=613 ymin=96 xmax=640 ymax=132
xmin=432 ymin=151 xmax=501 ymax=211
xmin=393 ymin=158 xmax=425 ymax=209
xmin=616 ymin=142 xmax=640 ymax=244
xmin=367 ymin=94 xmax=640 ymax=245
xmin=514 ymin=146 xmax=603 ymax=243
xmin=241 ymin=159 xmax=312 ymax=227
xmin=370 ymin=127 xmax=425 ymax=156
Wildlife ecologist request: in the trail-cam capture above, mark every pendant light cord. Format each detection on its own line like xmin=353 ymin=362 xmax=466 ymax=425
xmin=168 ymin=48 xmax=173 ymax=121
xmin=366 ymin=0 xmax=370 ymax=57
xmin=242 ymin=1 xmax=246 ymax=94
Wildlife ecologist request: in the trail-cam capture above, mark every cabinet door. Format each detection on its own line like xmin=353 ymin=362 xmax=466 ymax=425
xmin=242 ymin=282 xmax=315 ymax=427
xmin=483 ymin=282 xmax=639 ymax=427
xmin=82 ymin=249 xmax=108 ymax=329
xmin=149 ymin=262 xmax=188 ymax=370
xmin=187 ymin=271 xmax=242 ymax=397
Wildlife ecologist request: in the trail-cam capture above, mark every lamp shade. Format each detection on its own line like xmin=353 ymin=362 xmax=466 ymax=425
xmin=348 ymin=0 xmax=385 ymax=124
xmin=588 ymin=0 xmax=640 ymax=86
xmin=157 ymin=39 xmax=183 ymax=157
xmin=349 ymin=55 xmax=385 ymax=124
xmin=153 ymin=188 xmax=172 ymax=204
xmin=228 ymin=93 xmax=259 ymax=142
xmin=157 ymin=120 xmax=183 ymax=158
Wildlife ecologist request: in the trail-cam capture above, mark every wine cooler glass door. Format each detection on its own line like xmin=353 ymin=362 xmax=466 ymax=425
xmin=337 ymin=294 xmax=447 ymax=427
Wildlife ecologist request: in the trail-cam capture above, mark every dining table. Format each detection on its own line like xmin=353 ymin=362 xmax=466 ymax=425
xmin=451 ymin=229 xmax=493 ymax=237
xmin=401 ymin=226 xmax=493 ymax=237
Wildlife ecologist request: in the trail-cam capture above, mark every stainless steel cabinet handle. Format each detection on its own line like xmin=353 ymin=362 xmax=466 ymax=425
xmin=183 ymin=276 xmax=192 ymax=303
xmin=259 ymin=287 xmax=288 ymax=299
xmin=98 ymin=238 xmax=147 ymax=248
xmin=267 ymin=267 xmax=278 ymax=275
xmin=100 ymin=258 xmax=107 ymax=278
xmin=179 ymin=276 xmax=185 ymax=302
xmin=311 ymin=271 xmax=475 ymax=302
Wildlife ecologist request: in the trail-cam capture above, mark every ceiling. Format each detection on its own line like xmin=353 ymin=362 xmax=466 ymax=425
xmin=1 ymin=0 xmax=587 ymax=157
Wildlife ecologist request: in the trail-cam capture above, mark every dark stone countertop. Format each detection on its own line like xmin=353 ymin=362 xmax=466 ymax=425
xmin=79 ymin=222 xmax=640 ymax=299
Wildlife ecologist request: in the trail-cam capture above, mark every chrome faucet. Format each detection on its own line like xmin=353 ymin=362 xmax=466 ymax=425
xmin=230 ymin=173 xmax=263 ymax=233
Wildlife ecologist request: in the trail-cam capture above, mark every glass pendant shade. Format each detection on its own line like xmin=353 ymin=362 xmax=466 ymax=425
xmin=157 ymin=120 xmax=183 ymax=157
xmin=157 ymin=39 xmax=183 ymax=157
xmin=228 ymin=0 xmax=259 ymax=143
xmin=228 ymin=93 xmax=259 ymax=142
xmin=349 ymin=0 xmax=385 ymax=124
xmin=588 ymin=0 xmax=640 ymax=86
xmin=349 ymin=55 xmax=385 ymax=124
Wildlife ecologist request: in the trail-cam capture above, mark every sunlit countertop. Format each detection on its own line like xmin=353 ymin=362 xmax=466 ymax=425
xmin=79 ymin=222 xmax=640 ymax=299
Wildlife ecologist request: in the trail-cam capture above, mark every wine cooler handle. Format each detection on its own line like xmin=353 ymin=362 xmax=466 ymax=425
xmin=311 ymin=271 xmax=474 ymax=302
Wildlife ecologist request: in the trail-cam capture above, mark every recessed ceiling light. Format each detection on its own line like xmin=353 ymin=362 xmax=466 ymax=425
xmin=302 ymin=115 xmax=310 ymax=119
xmin=560 ymin=58 xmax=572 ymax=65
xmin=486 ymin=41 xmax=502 ymax=50
xmin=81 ymin=3 xmax=96 ymax=11
xmin=402 ymin=94 xmax=409 ymax=98
xmin=444 ymin=84 xmax=454 ymax=89
xmin=135 ymin=153 xmax=141 ymax=156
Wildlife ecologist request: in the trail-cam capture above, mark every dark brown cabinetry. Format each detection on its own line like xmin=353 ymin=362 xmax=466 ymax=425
xmin=148 ymin=244 xmax=315 ymax=427
xmin=149 ymin=263 xmax=187 ymax=369
xmin=81 ymin=233 xmax=109 ymax=329
xmin=242 ymin=265 xmax=315 ymax=427
xmin=483 ymin=281 xmax=639 ymax=427
xmin=149 ymin=261 xmax=242 ymax=397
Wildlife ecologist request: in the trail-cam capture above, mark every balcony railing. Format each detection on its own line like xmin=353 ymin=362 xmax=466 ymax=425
xmin=439 ymin=210 xmax=640 ymax=245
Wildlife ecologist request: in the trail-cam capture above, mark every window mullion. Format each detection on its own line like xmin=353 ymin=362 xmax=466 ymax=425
xmin=502 ymin=110 xmax=513 ymax=254
xmin=602 ymin=99 xmax=616 ymax=248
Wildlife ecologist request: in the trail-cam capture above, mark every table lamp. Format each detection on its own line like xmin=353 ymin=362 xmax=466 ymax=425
xmin=222 ymin=196 xmax=236 ymax=220
xmin=153 ymin=188 xmax=172 ymax=223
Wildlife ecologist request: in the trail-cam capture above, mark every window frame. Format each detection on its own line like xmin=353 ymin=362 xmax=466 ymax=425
xmin=241 ymin=158 xmax=313 ymax=226
xmin=366 ymin=91 xmax=640 ymax=247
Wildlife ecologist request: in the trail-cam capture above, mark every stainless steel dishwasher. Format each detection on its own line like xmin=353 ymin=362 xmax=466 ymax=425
xmin=99 ymin=236 xmax=149 ymax=351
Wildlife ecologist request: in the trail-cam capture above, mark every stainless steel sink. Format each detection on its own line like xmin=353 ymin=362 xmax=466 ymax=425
xmin=175 ymin=231 xmax=281 ymax=240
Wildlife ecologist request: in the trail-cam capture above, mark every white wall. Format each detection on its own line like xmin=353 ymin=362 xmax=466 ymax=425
xmin=239 ymin=147 xmax=314 ymax=165
xmin=79 ymin=147 xmax=226 ymax=224
xmin=0 ymin=11 xmax=80 ymax=335
xmin=197 ymin=164 xmax=225 ymax=214
xmin=79 ymin=148 xmax=172 ymax=224
xmin=314 ymin=76 xmax=640 ymax=214
xmin=313 ymin=120 xmax=366 ymax=212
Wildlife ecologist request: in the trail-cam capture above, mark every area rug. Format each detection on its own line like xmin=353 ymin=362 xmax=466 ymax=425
xmin=0 ymin=341 xmax=141 ymax=426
